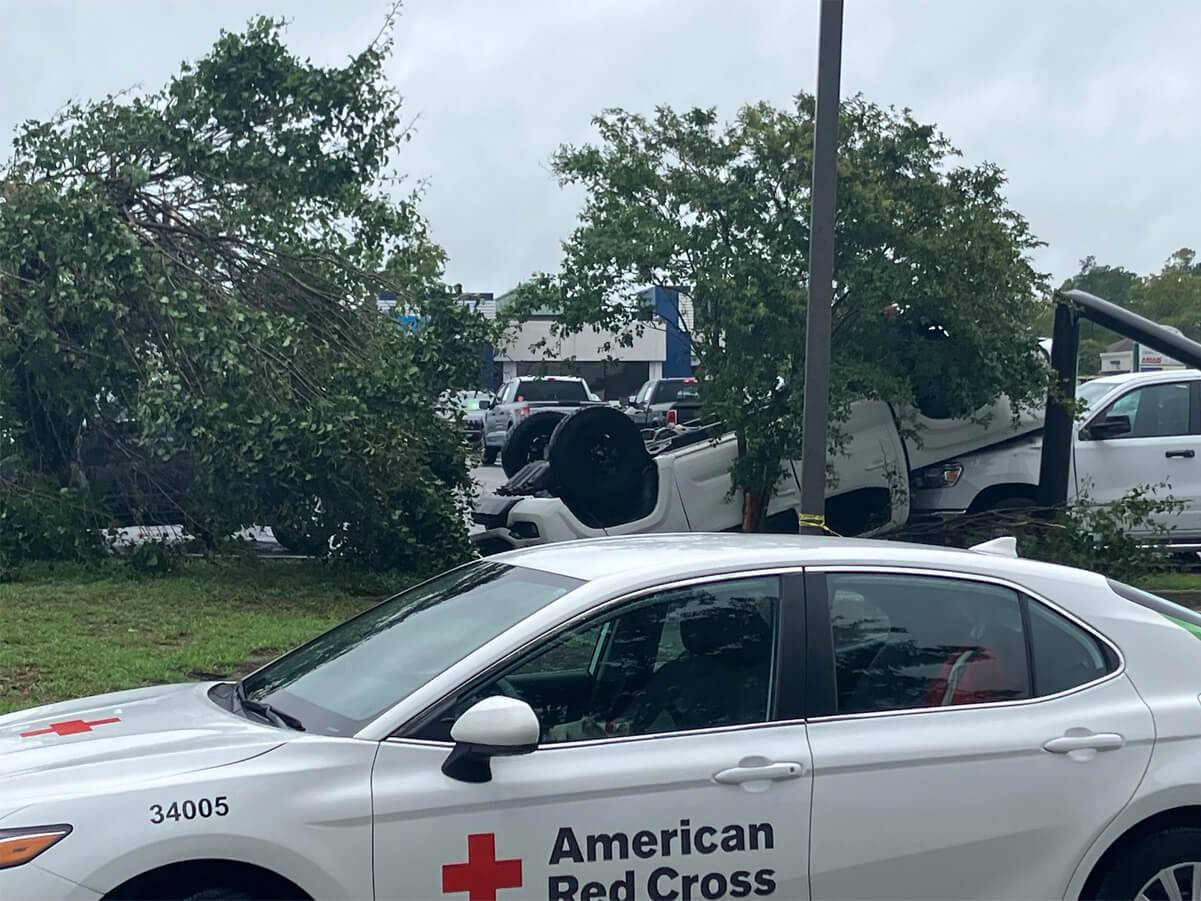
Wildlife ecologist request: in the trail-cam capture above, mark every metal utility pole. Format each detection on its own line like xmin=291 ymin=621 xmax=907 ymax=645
xmin=799 ymin=0 xmax=845 ymax=533
xmin=1037 ymin=303 xmax=1080 ymax=510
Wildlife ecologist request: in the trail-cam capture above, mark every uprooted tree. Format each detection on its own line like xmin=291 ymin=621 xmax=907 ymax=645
xmin=0 ymin=17 xmax=491 ymax=569
xmin=511 ymin=98 xmax=1050 ymax=530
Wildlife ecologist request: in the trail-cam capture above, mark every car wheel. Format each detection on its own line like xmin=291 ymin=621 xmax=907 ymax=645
xmin=1094 ymin=828 xmax=1201 ymax=900
xmin=548 ymin=406 xmax=650 ymax=509
xmin=483 ymin=445 xmax=499 ymax=466
xmin=502 ymin=410 xmax=566 ymax=477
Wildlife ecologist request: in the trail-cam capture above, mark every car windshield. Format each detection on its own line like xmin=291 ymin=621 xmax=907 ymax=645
xmin=515 ymin=379 xmax=588 ymax=402
xmin=1076 ymin=379 xmax=1119 ymax=413
xmin=457 ymin=394 xmax=484 ymax=411
xmin=240 ymin=562 xmax=583 ymax=735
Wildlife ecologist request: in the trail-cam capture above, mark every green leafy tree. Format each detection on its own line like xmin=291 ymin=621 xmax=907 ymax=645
xmin=1131 ymin=248 xmax=1201 ymax=340
xmin=514 ymin=97 xmax=1048 ymax=529
xmin=0 ymin=17 xmax=487 ymax=570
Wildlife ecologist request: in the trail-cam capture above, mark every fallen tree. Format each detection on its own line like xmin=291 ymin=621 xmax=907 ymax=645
xmin=0 ymin=17 xmax=488 ymax=570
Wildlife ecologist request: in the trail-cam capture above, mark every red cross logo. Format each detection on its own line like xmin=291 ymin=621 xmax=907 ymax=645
xmin=442 ymin=833 xmax=523 ymax=901
xmin=20 ymin=717 xmax=121 ymax=739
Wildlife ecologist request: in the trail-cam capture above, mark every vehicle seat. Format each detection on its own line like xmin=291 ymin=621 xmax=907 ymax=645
xmin=922 ymin=622 xmax=1027 ymax=706
xmin=623 ymin=601 xmax=773 ymax=734
xmin=845 ymin=598 xmax=977 ymax=713
xmin=1135 ymin=390 xmax=1190 ymax=437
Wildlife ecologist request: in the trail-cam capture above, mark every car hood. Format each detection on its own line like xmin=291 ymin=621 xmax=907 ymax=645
xmin=0 ymin=683 xmax=286 ymax=816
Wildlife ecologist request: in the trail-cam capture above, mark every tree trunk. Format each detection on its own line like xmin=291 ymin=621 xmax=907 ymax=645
xmin=742 ymin=487 xmax=770 ymax=532
xmin=735 ymin=429 xmax=772 ymax=531
xmin=69 ymin=419 xmax=90 ymax=492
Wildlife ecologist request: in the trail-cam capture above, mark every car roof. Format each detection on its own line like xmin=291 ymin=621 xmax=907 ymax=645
xmin=494 ymin=532 xmax=1104 ymax=592
xmin=1086 ymin=369 xmax=1201 ymax=388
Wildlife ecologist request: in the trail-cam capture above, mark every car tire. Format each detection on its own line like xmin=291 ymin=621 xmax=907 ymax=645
xmin=549 ymin=406 xmax=650 ymax=509
xmin=502 ymin=410 xmax=566 ymax=477
xmin=482 ymin=445 xmax=499 ymax=466
xmin=1093 ymin=827 xmax=1201 ymax=900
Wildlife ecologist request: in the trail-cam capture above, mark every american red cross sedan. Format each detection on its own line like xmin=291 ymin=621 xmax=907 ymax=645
xmin=4 ymin=533 xmax=1201 ymax=901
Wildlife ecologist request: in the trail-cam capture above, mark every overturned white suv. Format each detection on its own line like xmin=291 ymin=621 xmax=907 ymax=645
xmin=471 ymin=394 xmax=1041 ymax=554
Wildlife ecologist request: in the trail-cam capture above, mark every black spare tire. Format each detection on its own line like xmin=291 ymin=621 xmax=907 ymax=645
xmin=549 ymin=406 xmax=650 ymax=509
xmin=502 ymin=410 xmax=566 ymax=477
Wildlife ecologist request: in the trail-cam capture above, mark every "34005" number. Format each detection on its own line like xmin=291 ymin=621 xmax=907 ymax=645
xmin=150 ymin=797 xmax=229 ymax=824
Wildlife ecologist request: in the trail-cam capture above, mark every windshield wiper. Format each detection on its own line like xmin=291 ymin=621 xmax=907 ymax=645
xmin=235 ymin=680 xmax=305 ymax=731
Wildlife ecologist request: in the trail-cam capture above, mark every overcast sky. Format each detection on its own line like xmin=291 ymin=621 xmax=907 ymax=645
xmin=4 ymin=1 xmax=1198 ymax=295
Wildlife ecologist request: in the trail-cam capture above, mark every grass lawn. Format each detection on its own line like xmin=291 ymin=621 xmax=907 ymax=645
xmin=1139 ymin=571 xmax=1201 ymax=594
xmin=0 ymin=559 xmax=402 ymax=715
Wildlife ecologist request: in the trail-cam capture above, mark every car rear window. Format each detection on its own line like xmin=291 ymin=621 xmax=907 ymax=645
xmin=651 ymin=381 xmax=700 ymax=403
xmin=1109 ymin=579 xmax=1201 ymax=638
xmin=515 ymin=379 xmax=588 ymax=402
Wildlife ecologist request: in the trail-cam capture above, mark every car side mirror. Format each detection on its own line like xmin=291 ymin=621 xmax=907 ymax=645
xmin=441 ymin=696 xmax=539 ymax=783
xmin=477 ymin=399 xmax=491 ymax=411
xmin=1085 ymin=414 xmax=1132 ymax=441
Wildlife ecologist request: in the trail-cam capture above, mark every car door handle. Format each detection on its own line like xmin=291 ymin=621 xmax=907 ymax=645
xmin=1166 ymin=449 xmax=1196 ymax=459
xmin=713 ymin=762 xmax=805 ymax=784
xmin=1043 ymin=732 xmax=1125 ymax=754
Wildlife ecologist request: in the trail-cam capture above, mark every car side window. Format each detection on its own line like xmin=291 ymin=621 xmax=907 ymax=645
xmin=1027 ymin=601 xmax=1116 ymax=695
xmin=421 ymin=577 xmax=780 ymax=744
xmin=1100 ymin=382 xmax=1191 ymax=438
xmin=827 ymin=573 xmax=1030 ymax=715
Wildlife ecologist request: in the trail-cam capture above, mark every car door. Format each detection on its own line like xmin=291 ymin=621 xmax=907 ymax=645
xmin=485 ymin=382 xmax=512 ymax=444
xmin=372 ymin=574 xmax=812 ymax=901
xmin=804 ymin=569 xmax=1154 ymax=900
xmin=1073 ymin=378 xmax=1201 ymax=534
xmin=630 ymin=381 xmax=653 ymax=427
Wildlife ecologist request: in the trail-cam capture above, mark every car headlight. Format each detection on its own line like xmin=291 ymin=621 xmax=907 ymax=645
xmin=912 ymin=462 xmax=964 ymax=491
xmin=0 ymin=825 xmax=72 ymax=870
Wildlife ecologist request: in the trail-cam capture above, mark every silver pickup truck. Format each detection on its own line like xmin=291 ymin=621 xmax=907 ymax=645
xmin=480 ymin=376 xmax=601 ymax=466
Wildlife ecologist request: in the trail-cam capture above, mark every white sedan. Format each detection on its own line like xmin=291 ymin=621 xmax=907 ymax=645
xmin=3 ymin=534 xmax=1201 ymax=901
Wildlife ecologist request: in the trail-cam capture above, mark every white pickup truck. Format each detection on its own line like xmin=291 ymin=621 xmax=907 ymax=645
xmin=910 ymin=369 xmax=1201 ymax=546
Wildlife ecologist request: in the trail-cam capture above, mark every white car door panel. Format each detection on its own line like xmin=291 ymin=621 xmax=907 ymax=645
xmin=374 ymin=729 xmax=811 ymax=901
xmin=806 ymin=570 xmax=1155 ymax=900
xmin=1073 ymin=379 xmax=1201 ymax=534
xmin=807 ymin=675 xmax=1153 ymax=900
xmin=372 ymin=573 xmax=812 ymax=901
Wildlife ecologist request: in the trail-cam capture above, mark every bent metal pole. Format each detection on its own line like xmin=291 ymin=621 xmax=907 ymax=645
xmin=799 ymin=0 xmax=844 ymax=533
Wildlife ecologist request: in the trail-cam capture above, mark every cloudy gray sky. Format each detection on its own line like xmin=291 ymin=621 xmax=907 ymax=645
xmin=5 ymin=1 xmax=1198 ymax=295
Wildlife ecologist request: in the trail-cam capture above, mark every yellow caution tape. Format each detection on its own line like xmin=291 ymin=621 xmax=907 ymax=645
xmin=797 ymin=513 xmax=841 ymax=536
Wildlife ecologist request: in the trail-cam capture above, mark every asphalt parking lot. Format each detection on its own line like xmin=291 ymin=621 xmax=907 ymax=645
xmin=472 ymin=461 xmax=507 ymax=496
